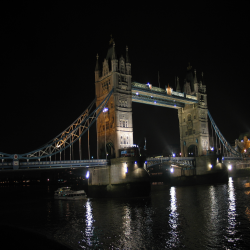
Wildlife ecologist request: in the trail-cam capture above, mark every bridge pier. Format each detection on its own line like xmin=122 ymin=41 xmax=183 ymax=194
xmin=88 ymin=156 xmax=150 ymax=198
xmin=170 ymin=155 xmax=228 ymax=185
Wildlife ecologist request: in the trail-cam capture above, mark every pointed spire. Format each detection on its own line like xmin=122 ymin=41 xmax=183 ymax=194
xmin=201 ymin=72 xmax=205 ymax=85
xmin=126 ymin=46 xmax=130 ymax=63
xmin=112 ymin=42 xmax=116 ymax=60
xmin=176 ymin=76 xmax=181 ymax=92
xmin=194 ymin=69 xmax=198 ymax=83
xmin=95 ymin=53 xmax=99 ymax=71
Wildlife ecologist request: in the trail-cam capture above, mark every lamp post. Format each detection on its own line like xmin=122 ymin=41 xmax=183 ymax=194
xmin=103 ymin=107 xmax=109 ymax=160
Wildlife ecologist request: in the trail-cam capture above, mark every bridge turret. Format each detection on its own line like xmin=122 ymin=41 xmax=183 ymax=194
xmin=178 ymin=68 xmax=210 ymax=157
xmin=193 ymin=69 xmax=199 ymax=93
xmin=95 ymin=53 xmax=100 ymax=82
xmin=176 ymin=76 xmax=181 ymax=92
xmin=126 ymin=46 xmax=131 ymax=75
xmin=95 ymin=40 xmax=133 ymax=159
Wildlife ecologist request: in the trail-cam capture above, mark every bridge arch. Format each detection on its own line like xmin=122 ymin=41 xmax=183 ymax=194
xmin=188 ymin=144 xmax=198 ymax=157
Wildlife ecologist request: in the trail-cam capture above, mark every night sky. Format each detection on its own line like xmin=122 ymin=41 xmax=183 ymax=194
xmin=1 ymin=3 xmax=249 ymax=157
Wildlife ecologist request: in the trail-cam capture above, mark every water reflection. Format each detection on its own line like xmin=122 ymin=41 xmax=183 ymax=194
xmin=121 ymin=205 xmax=132 ymax=248
xmin=227 ymin=177 xmax=237 ymax=242
xmin=82 ymin=200 xmax=96 ymax=248
xmin=166 ymin=186 xmax=179 ymax=248
xmin=244 ymin=181 xmax=250 ymax=221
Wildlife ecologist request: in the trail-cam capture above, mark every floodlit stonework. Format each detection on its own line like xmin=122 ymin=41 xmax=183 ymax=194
xmin=178 ymin=68 xmax=210 ymax=156
xmin=95 ymin=41 xmax=133 ymax=158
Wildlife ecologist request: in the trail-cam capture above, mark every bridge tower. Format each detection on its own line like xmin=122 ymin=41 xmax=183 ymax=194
xmin=178 ymin=66 xmax=210 ymax=156
xmin=95 ymin=40 xmax=133 ymax=158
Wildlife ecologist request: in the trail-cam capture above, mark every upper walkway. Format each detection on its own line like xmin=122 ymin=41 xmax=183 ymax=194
xmin=131 ymin=82 xmax=198 ymax=108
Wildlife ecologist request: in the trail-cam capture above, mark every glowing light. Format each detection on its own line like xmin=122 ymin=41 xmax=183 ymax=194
xmin=103 ymin=107 xmax=109 ymax=112
xmin=154 ymin=101 xmax=156 ymax=104
xmin=135 ymin=161 xmax=137 ymax=164
xmin=228 ymin=165 xmax=232 ymax=170
xmin=124 ymin=162 xmax=128 ymax=173
xmin=170 ymin=168 xmax=174 ymax=173
xmin=209 ymin=164 xmax=213 ymax=169
xmin=172 ymin=153 xmax=175 ymax=157
xmin=145 ymin=161 xmax=147 ymax=164
xmin=86 ymin=171 xmax=89 ymax=178
xmin=211 ymin=147 xmax=214 ymax=151
xmin=136 ymin=92 xmax=139 ymax=95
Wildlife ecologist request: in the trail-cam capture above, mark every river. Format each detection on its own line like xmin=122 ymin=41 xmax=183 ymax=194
xmin=1 ymin=176 xmax=250 ymax=249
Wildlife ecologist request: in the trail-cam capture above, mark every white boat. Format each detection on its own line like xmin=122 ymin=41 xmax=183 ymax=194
xmin=54 ymin=187 xmax=87 ymax=200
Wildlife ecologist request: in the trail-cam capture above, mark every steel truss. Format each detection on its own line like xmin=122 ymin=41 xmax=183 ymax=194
xmin=208 ymin=110 xmax=241 ymax=157
xmin=0 ymin=88 xmax=114 ymax=160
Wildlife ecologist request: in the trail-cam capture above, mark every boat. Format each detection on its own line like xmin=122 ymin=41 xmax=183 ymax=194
xmin=54 ymin=187 xmax=87 ymax=200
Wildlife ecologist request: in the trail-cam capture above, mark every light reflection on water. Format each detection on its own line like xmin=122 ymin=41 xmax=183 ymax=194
xmin=227 ymin=177 xmax=238 ymax=242
xmin=166 ymin=186 xmax=179 ymax=248
xmin=1 ymin=177 xmax=250 ymax=249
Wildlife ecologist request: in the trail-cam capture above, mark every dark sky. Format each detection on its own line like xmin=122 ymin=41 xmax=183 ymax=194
xmin=1 ymin=2 xmax=249 ymax=157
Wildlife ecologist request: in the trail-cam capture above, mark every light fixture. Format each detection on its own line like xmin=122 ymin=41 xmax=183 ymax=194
xmin=86 ymin=171 xmax=89 ymax=178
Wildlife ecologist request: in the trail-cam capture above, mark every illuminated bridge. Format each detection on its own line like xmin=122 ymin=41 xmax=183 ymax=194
xmin=1 ymin=42 xmax=248 ymax=172
xmin=0 ymin=83 xmax=246 ymax=171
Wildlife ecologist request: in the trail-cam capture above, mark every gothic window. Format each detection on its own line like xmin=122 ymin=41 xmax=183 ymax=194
xmin=125 ymin=120 xmax=128 ymax=127
xmin=188 ymin=114 xmax=191 ymax=121
xmin=127 ymin=136 xmax=129 ymax=144
xmin=193 ymin=130 xmax=195 ymax=134
xmin=123 ymin=121 xmax=125 ymax=127
xmin=121 ymin=136 xmax=123 ymax=144
xmin=111 ymin=102 xmax=113 ymax=108
xmin=120 ymin=119 xmax=122 ymax=127
xmin=106 ymin=121 xmax=109 ymax=129
xmin=183 ymin=118 xmax=185 ymax=122
xmin=194 ymin=115 xmax=196 ymax=119
xmin=122 ymin=101 xmax=124 ymax=107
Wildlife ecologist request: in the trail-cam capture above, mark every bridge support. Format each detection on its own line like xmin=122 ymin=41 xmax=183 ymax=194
xmin=178 ymin=73 xmax=209 ymax=156
xmin=95 ymin=42 xmax=133 ymax=159
xmin=88 ymin=156 xmax=150 ymax=198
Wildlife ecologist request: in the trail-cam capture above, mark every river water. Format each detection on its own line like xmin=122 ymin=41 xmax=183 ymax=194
xmin=1 ymin=177 xmax=250 ymax=249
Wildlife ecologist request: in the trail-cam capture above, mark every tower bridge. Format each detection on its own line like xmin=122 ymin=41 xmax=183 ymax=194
xmin=1 ymin=40 xmax=249 ymax=196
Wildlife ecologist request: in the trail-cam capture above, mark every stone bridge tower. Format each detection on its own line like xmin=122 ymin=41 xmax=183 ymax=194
xmin=95 ymin=40 xmax=133 ymax=158
xmin=178 ymin=65 xmax=210 ymax=156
